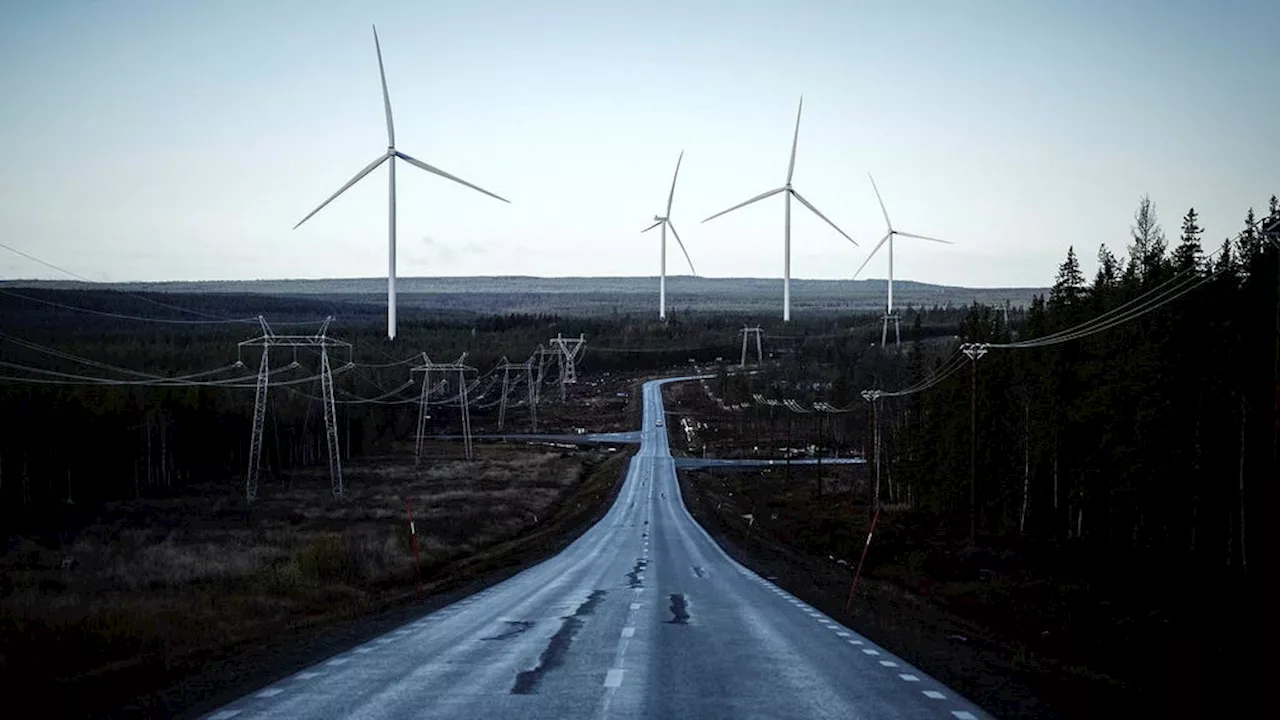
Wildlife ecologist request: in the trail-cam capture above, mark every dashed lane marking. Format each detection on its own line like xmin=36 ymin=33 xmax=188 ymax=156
xmin=836 ymin=631 xmax=851 ymax=637
xmin=862 ymin=649 xmax=880 ymax=656
xmin=953 ymin=712 xmax=978 ymax=719
xmin=847 ymin=639 xmax=864 ymax=645
xmin=899 ymin=674 xmax=920 ymax=682
xmin=604 ymin=669 xmax=625 ymax=687
xmin=255 ymin=688 xmax=285 ymax=699
xmin=630 ymin=603 xmax=641 ymax=610
xmin=621 ymin=627 xmax=635 ymax=638
xmin=923 ymin=690 xmax=946 ymax=699
xmin=878 ymin=660 xmax=899 ymax=667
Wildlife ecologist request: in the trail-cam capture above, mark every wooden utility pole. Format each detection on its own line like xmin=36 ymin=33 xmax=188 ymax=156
xmin=961 ymin=343 xmax=988 ymax=544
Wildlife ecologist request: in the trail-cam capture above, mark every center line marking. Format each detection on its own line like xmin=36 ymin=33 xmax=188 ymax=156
xmin=862 ymin=649 xmax=880 ymax=656
xmin=604 ymin=668 xmax=625 ymax=687
xmin=899 ymin=673 xmax=920 ymax=682
xmin=255 ymin=688 xmax=285 ymax=698
xmin=630 ymin=603 xmax=641 ymax=610
xmin=878 ymin=660 xmax=899 ymax=667
xmin=923 ymin=690 xmax=946 ymax=699
xmin=621 ymin=627 xmax=635 ymax=638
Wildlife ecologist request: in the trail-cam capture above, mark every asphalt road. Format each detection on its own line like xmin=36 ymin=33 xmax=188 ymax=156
xmin=204 ymin=377 xmax=990 ymax=720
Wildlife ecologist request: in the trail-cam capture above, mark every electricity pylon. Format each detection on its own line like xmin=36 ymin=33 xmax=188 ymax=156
xmin=239 ymin=316 xmax=352 ymax=502
xmin=549 ymin=333 xmax=585 ymax=401
xmin=860 ymin=390 xmax=883 ymax=511
xmin=411 ymin=353 xmax=477 ymax=462
xmin=739 ymin=325 xmax=764 ymax=368
xmin=497 ymin=356 xmax=537 ymax=432
xmin=960 ymin=342 xmax=989 ymax=543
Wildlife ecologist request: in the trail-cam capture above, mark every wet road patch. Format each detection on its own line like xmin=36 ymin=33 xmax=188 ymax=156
xmin=626 ymin=558 xmax=648 ymax=589
xmin=666 ymin=593 xmax=690 ymax=625
xmin=511 ymin=590 xmax=607 ymax=694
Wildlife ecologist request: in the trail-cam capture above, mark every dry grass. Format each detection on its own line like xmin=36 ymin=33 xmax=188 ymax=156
xmin=0 ymin=442 xmax=610 ymax=690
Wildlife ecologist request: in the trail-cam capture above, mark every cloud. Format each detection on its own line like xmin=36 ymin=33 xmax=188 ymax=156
xmin=408 ymin=236 xmax=488 ymax=266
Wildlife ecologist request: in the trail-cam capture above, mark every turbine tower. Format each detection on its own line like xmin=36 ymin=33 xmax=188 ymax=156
xmin=702 ymin=97 xmax=856 ymax=322
xmin=641 ymin=151 xmax=697 ymax=320
xmin=853 ymin=174 xmax=952 ymax=347
xmin=292 ymin=25 xmax=510 ymax=341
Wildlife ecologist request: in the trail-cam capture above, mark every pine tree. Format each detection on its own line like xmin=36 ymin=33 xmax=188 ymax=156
xmin=1094 ymin=244 xmax=1120 ymax=297
xmin=1128 ymin=195 xmax=1167 ymax=282
xmin=1173 ymin=207 xmax=1205 ymax=272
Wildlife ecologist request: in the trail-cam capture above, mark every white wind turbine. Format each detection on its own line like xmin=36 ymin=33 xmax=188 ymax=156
xmin=641 ymin=151 xmax=697 ymax=320
xmin=293 ymin=25 xmax=510 ymax=341
xmin=853 ymin=174 xmax=953 ymax=347
xmin=702 ymin=97 xmax=856 ymax=322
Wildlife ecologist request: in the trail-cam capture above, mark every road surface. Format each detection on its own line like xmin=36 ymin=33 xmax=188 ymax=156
xmin=204 ymin=377 xmax=989 ymax=720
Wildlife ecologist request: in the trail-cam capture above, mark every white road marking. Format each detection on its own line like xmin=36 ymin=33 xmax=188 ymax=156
xmin=295 ymin=671 xmax=322 ymax=680
xmin=923 ymin=690 xmax=946 ymax=699
xmin=255 ymin=688 xmax=285 ymax=698
xmin=354 ymin=647 xmax=373 ymax=654
xmin=630 ymin=603 xmax=641 ymax=610
xmin=878 ymin=660 xmax=899 ymax=667
xmin=847 ymin=639 xmax=864 ymax=645
xmin=604 ymin=669 xmax=625 ymax=687
xmin=209 ymin=711 xmax=242 ymax=719
xmin=862 ymin=649 xmax=880 ymax=656
xmin=953 ymin=712 xmax=979 ymax=719
xmin=375 ymin=638 xmax=395 ymax=645
xmin=836 ymin=631 xmax=851 ymax=637
xmin=326 ymin=658 xmax=349 ymax=666
xmin=899 ymin=673 xmax=920 ymax=682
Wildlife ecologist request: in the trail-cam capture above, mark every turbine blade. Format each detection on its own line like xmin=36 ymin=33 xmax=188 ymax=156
xmin=896 ymin=230 xmax=953 ymax=244
xmin=666 ymin=150 xmax=683 ymax=216
xmin=868 ymin=173 xmax=892 ymax=229
xmin=787 ymin=96 xmax=803 ymax=184
xmin=372 ymin=25 xmax=395 ymax=147
xmin=702 ymin=186 xmax=786 ymax=223
xmin=667 ymin=221 xmax=697 ymax=275
xmin=791 ymin=189 xmax=857 ymax=246
xmin=641 ymin=220 xmax=662 ymax=233
xmin=293 ymin=152 xmax=390 ymax=230
xmin=395 ymin=151 xmax=511 ymax=203
xmin=853 ymin=231 xmax=892 ymax=279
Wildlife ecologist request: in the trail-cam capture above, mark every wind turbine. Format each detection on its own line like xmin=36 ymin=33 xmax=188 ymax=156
xmin=853 ymin=174 xmax=952 ymax=348
xmin=702 ymin=97 xmax=856 ymax=322
xmin=293 ymin=25 xmax=510 ymax=341
xmin=641 ymin=151 xmax=697 ymax=320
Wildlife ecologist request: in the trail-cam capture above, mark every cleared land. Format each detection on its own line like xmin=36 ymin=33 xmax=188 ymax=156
xmin=1 ymin=440 xmax=636 ymax=718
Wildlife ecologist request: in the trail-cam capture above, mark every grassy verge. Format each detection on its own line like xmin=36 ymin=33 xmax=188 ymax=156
xmin=1 ymin=441 xmax=636 ymax=718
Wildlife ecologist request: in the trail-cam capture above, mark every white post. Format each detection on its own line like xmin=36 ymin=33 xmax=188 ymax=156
xmin=784 ymin=190 xmax=792 ymax=322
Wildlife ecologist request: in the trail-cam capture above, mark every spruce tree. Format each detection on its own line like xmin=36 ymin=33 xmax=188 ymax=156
xmin=1173 ymin=207 xmax=1205 ymax=272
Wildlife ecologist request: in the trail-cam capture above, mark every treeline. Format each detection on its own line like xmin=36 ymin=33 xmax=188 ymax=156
xmin=876 ymin=196 xmax=1277 ymax=582
xmin=0 ymin=288 xmax=974 ymax=527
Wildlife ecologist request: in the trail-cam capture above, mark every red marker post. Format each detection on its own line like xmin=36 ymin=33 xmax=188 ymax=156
xmin=405 ymin=495 xmax=424 ymax=603
xmin=844 ymin=507 xmax=881 ymax=614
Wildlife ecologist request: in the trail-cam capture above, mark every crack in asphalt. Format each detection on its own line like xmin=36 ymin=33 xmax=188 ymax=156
xmin=481 ymin=621 xmax=535 ymax=641
xmin=511 ymin=590 xmax=608 ymax=694
xmin=667 ymin=593 xmax=690 ymax=625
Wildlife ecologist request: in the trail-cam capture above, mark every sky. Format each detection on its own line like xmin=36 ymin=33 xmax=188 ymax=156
xmin=0 ymin=0 xmax=1276 ymax=287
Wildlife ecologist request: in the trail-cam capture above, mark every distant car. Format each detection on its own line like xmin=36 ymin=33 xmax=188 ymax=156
xmin=655 ymin=418 xmax=664 ymax=427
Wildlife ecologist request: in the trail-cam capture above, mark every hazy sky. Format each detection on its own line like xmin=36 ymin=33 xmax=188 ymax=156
xmin=1 ymin=0 xmax=1276 ymax=287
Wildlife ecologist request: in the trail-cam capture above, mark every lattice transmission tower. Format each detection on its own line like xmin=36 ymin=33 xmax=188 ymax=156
xmin=496 ymin=356 xmax=537 ymax=432
xmin=412 ymin=353 xmax=477 ymax=463
xmin=239 ymin=316 xmax=352 ymax=503
xmin=739 ymin=325 xmax=764 ymax=368
xmin=549 ymin=333 xmax=586 ymax=401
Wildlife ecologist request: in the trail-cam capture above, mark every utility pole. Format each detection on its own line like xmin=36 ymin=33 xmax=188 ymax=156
xmin=411 ymin=354 xmax=477 ymax=462
xmin=861 ymin=390 xmax=882 ymax=510
xmin=961 ymin=342 xmax=988 ymax=543
xmin=739 ymin=325 xmax=764 ymax=368
xmin=238 ymin=316 xmax=351 ymax=502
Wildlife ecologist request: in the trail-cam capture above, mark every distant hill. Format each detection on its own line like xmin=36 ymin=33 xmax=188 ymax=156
xmin=0 ymin=276 xmax=1048 ymax=317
